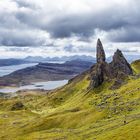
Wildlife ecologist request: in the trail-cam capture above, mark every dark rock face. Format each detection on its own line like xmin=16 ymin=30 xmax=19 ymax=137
xmin=90 ymin=61 xmax=111 ymax=88
xmin=90 ymin=39 xmax=107 ymax=88
xmin=89 ymin=39 xmax=133 ymax=89
xmin=109 ymin=49 xmax=133 ymax=89
xmin=90 ymin=63 xmax=104 ymax=88
xmin=110 ymin=49 xmax=133 ymax=77
xmin=96 ymin=39 xmax=106 ymax=63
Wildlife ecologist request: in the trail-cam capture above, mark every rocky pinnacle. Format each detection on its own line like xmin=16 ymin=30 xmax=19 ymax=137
xmin=96 ymin=39 xmax=106 ymax=63
xmin=110 ymin=49 xmax=133 ymax=76
xmin=89 ymin=39 xmax=133 ymax=89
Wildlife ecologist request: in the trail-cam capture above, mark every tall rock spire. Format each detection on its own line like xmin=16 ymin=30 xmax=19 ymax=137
xmin=96 ymin=39 xmax=106 ymax=63
xmin=90 ymin=39 xmax=107 ymax=88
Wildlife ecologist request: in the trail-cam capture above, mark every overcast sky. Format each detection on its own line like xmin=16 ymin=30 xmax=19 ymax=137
xmin=0 ymin=0 xmax=140 ymax=58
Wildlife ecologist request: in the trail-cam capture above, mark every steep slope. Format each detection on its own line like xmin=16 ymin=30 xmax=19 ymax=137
xmin=131 ymin=59 xmax=140 ymax=74
xmin=0 ymin=40 xmax=139 ymax=140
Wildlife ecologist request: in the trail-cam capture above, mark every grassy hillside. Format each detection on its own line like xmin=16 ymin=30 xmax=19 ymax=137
xmin=131 ymin=59 xmax=140 ymax=74
xmin=0 ymin=63 xmax=140 ymax=140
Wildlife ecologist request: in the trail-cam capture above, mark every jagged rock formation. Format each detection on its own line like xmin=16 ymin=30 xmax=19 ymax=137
xmin=90 ymin=39 xmax=110 ymax=88
xmin=96 ymin=39 xmax=106 ymax=63
xmin=90 ymin=64 xmax=104 ymax=88
xmin=110 ymin=49 xmax=133 ymax=77
xmin=89 ymin=39 xmax=133 ymax=89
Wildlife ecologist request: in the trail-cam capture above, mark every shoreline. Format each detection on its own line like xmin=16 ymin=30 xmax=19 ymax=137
xmin=0 ymin=80 xmax=68 ymax=94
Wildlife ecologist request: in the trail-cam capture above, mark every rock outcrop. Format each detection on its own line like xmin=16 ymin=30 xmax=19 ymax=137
xmin=110 ymin=49 xmax=133 ymax=77
xmin=89 ymin=39 xmax=133 ymax=89
xmin=90 ymin=63 xmax=104 ymax=88
xmin=11 ymin=101 xmax=24 ymax=111
xmin=96 ymin=39 xmax=106 ymax=63
xmin=90 ymin=39 xmax=109 ymax=88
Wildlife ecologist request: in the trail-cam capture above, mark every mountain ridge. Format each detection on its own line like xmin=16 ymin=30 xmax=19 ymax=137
xmin=0 ymin=59 xmax=93 ymax=86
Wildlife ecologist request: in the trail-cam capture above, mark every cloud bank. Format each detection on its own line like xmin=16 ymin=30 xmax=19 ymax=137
xmin=0 ymin=0 xmax=140 ymax=58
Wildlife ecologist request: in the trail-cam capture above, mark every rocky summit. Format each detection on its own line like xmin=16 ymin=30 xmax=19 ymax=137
xmin=89 ymin=39 xmax=133 ymax=89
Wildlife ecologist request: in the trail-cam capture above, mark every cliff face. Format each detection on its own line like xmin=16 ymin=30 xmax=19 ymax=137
xmin=89 ymin=39 xmax=133 ymax=89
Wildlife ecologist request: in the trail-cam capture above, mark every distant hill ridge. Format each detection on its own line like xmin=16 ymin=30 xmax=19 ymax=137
xmin=0 ymin=59 xmax=93 ymax=86
xmin=0 ymin=53 xmax=139 ymax=67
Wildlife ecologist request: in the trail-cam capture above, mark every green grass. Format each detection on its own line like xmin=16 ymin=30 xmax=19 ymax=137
xmin=0 ymin=63 xmax=140 ymax=139
xmin=131 ymin=59 xmax=140 ymax=74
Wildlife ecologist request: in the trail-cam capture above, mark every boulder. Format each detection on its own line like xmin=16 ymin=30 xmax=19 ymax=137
xmin=11 ymin=101 xmax=24 ymax=111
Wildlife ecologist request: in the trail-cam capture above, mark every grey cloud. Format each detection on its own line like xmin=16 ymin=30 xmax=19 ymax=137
xmin=5 ymin=47 xmax=31 ymax=52
xmin=15 ymin=0 xmax=39 ymax=9
xmin=0 ymin=29 xmax=46 ymax=47
xmin=13 ymin=0 xmax=140 ymax=42
xmin=46 ymin=7 xmax=140 ymax=40
xmin=46 ymin=12 xmax=122 ymax=38
xmin=14 ymin=3 xmax=126 ymax=36
xmin=78 ymin=46 xmax=95 ymax=53
xmin=123 ymin=50 xmax=139 ymax=53
xmin=64 ymin=44 xmax=95 ymax=53
xmin=108 ymin=27 xmax=140 ymax=42
xmin=0 ymin=0 xmax=140 ymax=48
xmin=15 ymin=9 xmax=43 ymax=30
xmin=64 ymin=45 xmax=74 ymax=52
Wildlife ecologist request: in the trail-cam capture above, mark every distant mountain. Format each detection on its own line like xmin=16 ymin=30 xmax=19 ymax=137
xmin=64 ymin=55 xmax=96 ymax=62
xmin=0 ymin=55 xmax=95 ymax=67
xmin=24 ymin=56 xmax=45 ymax=62
xmin=0 ymin=59 xmax=29 ymax=66
xmin=65 ymin=59 xmax=93 ymax=66
xmin=0 ymin=54 xmax=138 ymax=67
xmin=24 ymin=55 xmax=96 ymax=63
xmin=24 ymin=54 xmax=139 ymax=64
